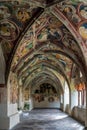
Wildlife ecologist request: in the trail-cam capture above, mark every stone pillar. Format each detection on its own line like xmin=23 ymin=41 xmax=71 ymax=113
xmin=18 ymin=87 xmax=24 ymax=110
xmin=63 ymin=82 xmax=69 ymax=113
xmin=78 ymin=91 xmax=80 ymax=106
xmin=60 ymin=94 xmax=63 ymax=110
xmin=0 ymin=84 xmax=9 ymax=130
xmin=71 ymin=91 xmax=78 ymax=110
xmin=85 ymin=86 xmax=87 ymax=128
xmin=63 ymin=92 xmax=69 ymax=113
xmin=0 ymin=84 xmax=19 ymax=130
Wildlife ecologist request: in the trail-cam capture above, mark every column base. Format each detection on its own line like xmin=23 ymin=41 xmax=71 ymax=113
xmin=0 ymin=112 xmax=19 ymax=130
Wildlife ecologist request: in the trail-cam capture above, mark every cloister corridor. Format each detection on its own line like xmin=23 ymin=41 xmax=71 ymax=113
xmin=12 ymin=109 xmax=85 ymax=130
xmin=0 ymin=0 xmax=87 ymax=130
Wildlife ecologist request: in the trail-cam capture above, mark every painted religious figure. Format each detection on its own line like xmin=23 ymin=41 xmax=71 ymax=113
xmin=9 ymin=72 xmax=18 ymax=104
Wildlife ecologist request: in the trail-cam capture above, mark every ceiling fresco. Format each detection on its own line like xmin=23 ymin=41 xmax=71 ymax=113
xmin=16 ymin=53 xmax=72 ymax=85
xmin=23 ymin=69 xmax=66 ymax=93
xmin=11 ymin=12 xmax=83 ymax=70
xmin=51 ymin=0 xmax=87 ymax=53
xmin=0 ymin=1 xmax=43 ymax=60
xmin=0 ymin=0 xmax=87 ymax=93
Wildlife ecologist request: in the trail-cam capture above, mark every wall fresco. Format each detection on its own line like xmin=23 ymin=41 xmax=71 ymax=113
xmin=33 ymin=83 xmax=58 ymax=103
xmin=12 ymin=11 xmax=81 ymax=71
xmin=0 ymin=20 xmax=19 ymax=41
xmin=0 ymin=1 xmax=40 ymax=61
xmin=52 ymin=1 xmax=87 ymax=51
xmin=78 ymin=3 xmax=87 ymax=19
xmin=9 ymin=72 xmax=18 ymax=104
xmin=0 ymin=0 xmax=87 ymax=96
xmin=78 ymin=21 xmax=87 ymax=40
xmin=0 ymin=5 xmax=11 ymax=19
xmin=13 ymin=52 xmax=72 ymax=82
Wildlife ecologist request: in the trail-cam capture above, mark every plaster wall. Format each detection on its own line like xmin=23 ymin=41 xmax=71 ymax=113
xmin=0 ymin=104 xmax=7 ymax=117
xmin=33 ymin=98 xmax=60 ymax=108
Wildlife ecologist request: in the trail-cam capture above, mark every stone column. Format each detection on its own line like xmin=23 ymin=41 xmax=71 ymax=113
xmin=71 ymin=91 xmax=78 ymax=110
xmin=85 ymin=86 xmax=87 ymax=128
xmin=78 ymin=91 xmax=80 ymax=106
xmin=18 ymin=86 xmax=24 ymax=110
xmin=63 ymin=92 xmax=69 ymax=113
xmin=63 ymin=82 xmax=69 ymax=113
xmin=29 ymin=88 xmax=34 ymax=110
xmin=0 ymin=83 xmax=19 ymax=130
xmin=0 ymin=84 xmax=9 ymax=130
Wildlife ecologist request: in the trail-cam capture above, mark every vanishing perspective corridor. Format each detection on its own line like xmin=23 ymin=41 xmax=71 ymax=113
xmin=0 ymin=0 xmax=87 ymax=130
xmin=12 ymin=109 xmax=84 ymax=130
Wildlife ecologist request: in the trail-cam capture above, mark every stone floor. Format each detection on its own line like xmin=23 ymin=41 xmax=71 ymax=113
xmin=12 ymin=109 xmax=85 ymax=130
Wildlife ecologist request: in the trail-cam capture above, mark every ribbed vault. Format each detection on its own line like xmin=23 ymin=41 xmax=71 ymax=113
xmin=1 ymin=1 xmax=87 ymax=129
xmin=0 ymin=0 xmax=87 ymax=101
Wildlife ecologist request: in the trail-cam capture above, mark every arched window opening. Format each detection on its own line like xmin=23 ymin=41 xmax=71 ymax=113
xmin=75 ymin=82 xmax=86 ymax=107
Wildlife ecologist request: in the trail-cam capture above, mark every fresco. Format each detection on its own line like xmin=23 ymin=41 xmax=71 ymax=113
xmin=78 ymin=21 xmax=87 ymax=40
xmin=33 ymin=83 xmax=58 ymax=103
xmin=16 ymin=54 xmax=72 ymax=89
xmin=15 ymin=8 xmax=31 ymax=22
xmin=11 ymin=10 xmax=81 ymax=72
xmin=24 ymin=89 xmax=29 ymax=101
xmin=11 ymin=13 xmax=63 ymax=67
xmin=57 ymin=57 xmax=72 ymax=80
xmin=22 ymin=0 xmax=46 ymax=5
xmin=1 ymin=40 xmax=13 ymax=60
xmin=0 ymin=5 xmax=11 ymax=19
xmin=0 ymin=0 xmax=86 ymax=96
xmin=0 ymin=0 xmax=84 ymax=74
xmin=78 ymin=3 xmax=87 ymax=40
xmin=0 ymin=20 xmax=19 ymax=41
xmin=31 ymin=0 xmax=46 ymax=4
xmin=53 ymin=0 xmax=87 ymax=49
xmin=19 ymin=13 xmax=62 ymax=48
xmin=9 ymin=72 xmax=18 ymax=104
xmin=0 ymin=1 xmax=40 ymax=61
xmin=22 ymin=0 xmax=61 ymax=6
xmin=79 ymin=3 xmax=87 ymax=19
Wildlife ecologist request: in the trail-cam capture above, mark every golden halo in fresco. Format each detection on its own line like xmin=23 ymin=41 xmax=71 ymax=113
xmin=78 ymin=21 xmax=87 ymax=40
xmin=63 ymin=5 xmax=76 ymax=19
xmin=16 ymin=8 xmax=31 ymax=22
xmin=78 ymin=3 xmax=87 ymax=19
xmin=0 ymin=20 xmax=19 ymax=41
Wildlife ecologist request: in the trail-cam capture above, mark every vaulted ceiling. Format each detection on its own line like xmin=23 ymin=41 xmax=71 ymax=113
xmin=0 ymin=0 xmax=87 ymax=91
